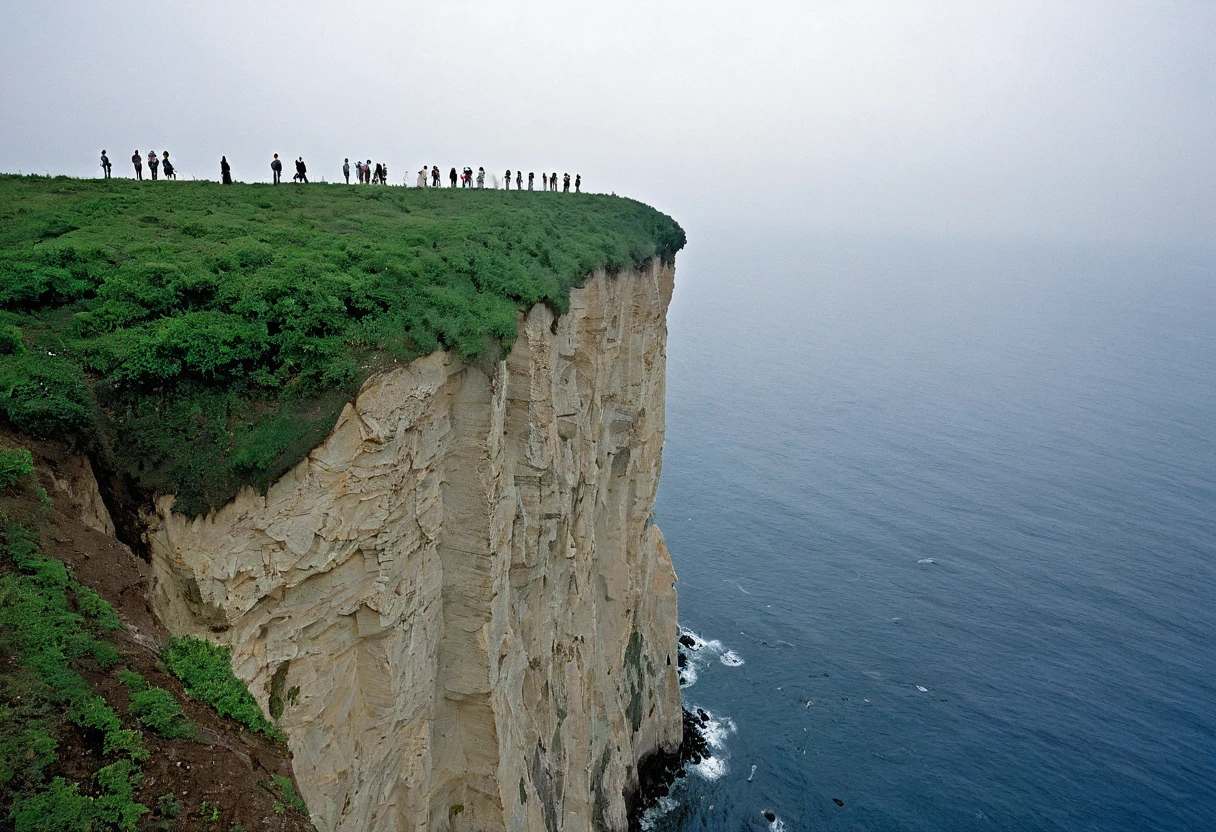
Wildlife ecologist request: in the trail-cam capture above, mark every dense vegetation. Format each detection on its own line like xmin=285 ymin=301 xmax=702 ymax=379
xmin=161 ymin=637 xmax=285 ymax=743
xmin=0 ymin=175 xmax=685 ymax=515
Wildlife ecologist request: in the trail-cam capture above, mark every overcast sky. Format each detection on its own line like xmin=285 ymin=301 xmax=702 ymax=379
xmin=3 ymin=1 xmax=1214 ymax=247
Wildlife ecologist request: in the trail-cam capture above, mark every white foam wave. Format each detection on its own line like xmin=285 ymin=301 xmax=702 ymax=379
xmin=690 ymin=755 xmax=728 ymax=780
xmin=918 ymin=557 xmax=937 ymax=564
xmin=638 ymin=794 xmax=680 ymax=831
xmin=719 ymin=650 xmax=744 ymax=667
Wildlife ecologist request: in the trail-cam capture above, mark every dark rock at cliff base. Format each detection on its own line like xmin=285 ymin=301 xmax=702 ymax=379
xmin=626 ymin=707 xmax=712 ymax=831
xmin=764 ymin=810 xmax=777 ymax=822
xmin=677 ymin=651 xmax=687 ymax=669
xmin=834 ymin=798 xmax=845 ymax=807
xmin=679 ymin=634 xmax=697 ymax=649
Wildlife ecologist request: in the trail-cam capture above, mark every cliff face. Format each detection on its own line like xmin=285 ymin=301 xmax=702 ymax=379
xmin=144 ymin=263 xmax=682 ymax=832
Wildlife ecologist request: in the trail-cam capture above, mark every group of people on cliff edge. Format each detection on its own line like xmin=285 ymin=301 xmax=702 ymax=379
xmin=113 ymin=150 xmax=176 ymax=180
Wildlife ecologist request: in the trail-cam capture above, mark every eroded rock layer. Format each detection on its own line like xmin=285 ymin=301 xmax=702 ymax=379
xmin=146 ymin=263 xmax=682 ymax=832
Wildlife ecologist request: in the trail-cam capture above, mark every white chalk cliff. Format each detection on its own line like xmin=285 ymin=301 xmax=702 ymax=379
xmin=144 ymin=262 xmax=682 ymax=832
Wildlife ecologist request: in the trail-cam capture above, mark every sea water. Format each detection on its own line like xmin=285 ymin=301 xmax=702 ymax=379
xmin=649 ymin=232 xmax=1216 ymax=831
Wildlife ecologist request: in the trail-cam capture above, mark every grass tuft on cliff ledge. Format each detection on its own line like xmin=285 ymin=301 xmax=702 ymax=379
xmin=0 ymin=174 xmax=685 ymax=515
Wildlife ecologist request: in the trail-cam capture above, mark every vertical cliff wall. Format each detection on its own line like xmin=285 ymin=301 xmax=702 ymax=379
xmin=144 ymin=262 xmax=682 ymax=832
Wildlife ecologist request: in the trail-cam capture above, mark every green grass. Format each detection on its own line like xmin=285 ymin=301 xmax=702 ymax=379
xmin=0 ymin=447 xmax=34 ymax=489
xmin=160 ymin=636 xmax=284 ymax=742
xmin=117 ymin=670 xmax=199 ymax=741
xmin=0 ymin=174 xmax=685 ymax=515
xmin=0 ymin=522 xmax=149 ymax=831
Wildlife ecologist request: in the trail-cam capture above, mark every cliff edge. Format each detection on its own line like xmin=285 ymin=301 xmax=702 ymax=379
xmin=145 ymin=262 xmax=682 ymax=832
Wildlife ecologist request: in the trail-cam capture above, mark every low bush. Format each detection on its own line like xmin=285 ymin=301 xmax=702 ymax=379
xmin=118 ymin=670 xmax=199 ymax=741
xmin=161 ymin=636 xmax=284 ymax=742
xmin=0 ymin=447 xmax=34 ymax=488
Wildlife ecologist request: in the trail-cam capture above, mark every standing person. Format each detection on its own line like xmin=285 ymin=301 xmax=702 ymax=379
xmin=562 ymin=173 xmax=570 ymax=192
xmin=382 ymin=163 xmax=389 ymax=185
xmin=515 ymin=171 xmax=522 ymax=190
xmin=417 ymin=167 xmax=427 ymax=187
xmin=132 ymin=151 xmax=142 ymax=179
xmin=343 ymin=158 xmax=350 ymax=184
xmin=271 ymin=154 xmax=283 ymax=184
xmin=298 ymin=157 xmax=309 ymax=183
xmin=148 ymin=150 xmax=159 ymax=180
xmin=575 ymin=174 xmax=581 ymax=193
xmin=431 ymin=165 xmax=440 ymax=187
xmin=551 ymin=172 xmax=557 ymax=191
xmin=162 ymin=151 xmax=175 ymax=179
xmin=374 ymin=162 xmax=383 ymax=184
xmin=476 ymin=167 xmax=485 ymax=188
xmin=220 ymin=156 xmax=232 ymax=184
xmin=449 ymin=167 xmax=457 ymax=187
xmin=542 ymin=172 xmax=547 ymax=191
xmin=100 ymin=150 xmax=112 ymax=178
xmin=366 ymin=160 xmax=373 ymax=184
xmin=504 ymin=169 xmax=511 ymax=190
xmin=527 ymin=171 xmax=534 ymax=190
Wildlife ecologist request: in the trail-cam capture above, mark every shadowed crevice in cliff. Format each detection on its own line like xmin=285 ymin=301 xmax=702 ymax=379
xmin=626 ymin=707 xmax=712 ymax=831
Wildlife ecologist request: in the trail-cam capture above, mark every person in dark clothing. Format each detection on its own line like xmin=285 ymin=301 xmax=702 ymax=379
xmin=542 ymin=173 xmax=548 ymax=190
xmin=148 ymin=151 xmax=159 ymax=180
xmin=343 ymin=158 xmax=350 ymax=184
xmin=527 ymin=172 xmax=534 ymax=190
xmin=575 ymin=174 xmax=581 ymax=193
xmin=100 ymin=150 xmax=112 ymax=178
xmin=504 ymin=169 xmax=511 ymax=190
xmin=296 ymin=157 xmax=308 ymax=183
xmin=221 ymin=156 xmax=232 ymax=184
xmin=132 ymin=151 xmax=143 ymax=180
xmin=562 ymin=173 xmax=570 ymax=192
xmin=374 ymin=163 xmax=384 ymax=184
xmin=161 ymin=151 xmax=176 ymax=179
xmin=515 ymin=171 xmax=522 ymax=190
xmin=431 ymin=166 xmax=440 ymax=187
xmin=550 ymin=171 xmax=557 ymax=191
xmin=366 ymin=160 xmax=373 ymax=184
xmin=449 ymin=167 xmax=458 ymax=188
xmin=271 ymin=154 xmax=283 ymax=184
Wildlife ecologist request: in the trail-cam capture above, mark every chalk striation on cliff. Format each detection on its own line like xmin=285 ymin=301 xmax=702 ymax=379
xmin=145 ymin=262 xmax=682 ymax=832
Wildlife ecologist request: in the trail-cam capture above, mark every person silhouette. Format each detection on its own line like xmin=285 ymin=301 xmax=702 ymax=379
xmin=477 ymin=167 xmax=485 ymax=188
xmin=432 ymin=166 xmax=440 ymax=187
xmin=221 ymin=156 xmax=232 ymax=184
xmin=504 ymin=169 xmax=511 ymax=190
xmin=343 ymin=158 xmax=350 ymax=184
xmin=100 ymin=150 xmax=112 ymax=178
xmin=550 ymin=171 xmax=557 ymax=191
xmin=528 ymin=172 xmax=534 ymax=190
xmin=162 ymin=151 xmax=175 ymax=179
xmin=132 ymin=151 xmax=142 ymax=180
xmin=515 ymin=170 xmax=522 ymax=190
xmin=148 ymin=150 xmax=159 ymax=180
xmin=575 ymin=174 xmax=581 ymax=193
xmin=272 ymin=154 xmax=283 ymax=184
xmin=562 ymin=173 xmax=570 ymax=192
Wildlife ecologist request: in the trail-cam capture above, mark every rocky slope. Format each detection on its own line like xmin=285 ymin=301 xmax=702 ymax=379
xmin=142 ymin=262 xmax=682 ymax=832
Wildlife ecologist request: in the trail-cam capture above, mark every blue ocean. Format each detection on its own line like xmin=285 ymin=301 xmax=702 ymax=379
xmin=649 ymin=232 xmax=1216 ymax=831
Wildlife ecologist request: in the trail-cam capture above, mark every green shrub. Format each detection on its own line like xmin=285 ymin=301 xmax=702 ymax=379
xmin=161 ymin=636 xmax=284 ymax=742
xmin=0 ymin=447 xmax=34 ymax=488
xmin=119 ymin=670 xmax=198 ymax=740
xmin=269 ymin=774 xmax=308 ymax=815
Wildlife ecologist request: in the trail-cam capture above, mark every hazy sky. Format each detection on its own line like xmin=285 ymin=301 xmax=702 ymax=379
xmin=3 ymin=1 xmax=1214 ymax=246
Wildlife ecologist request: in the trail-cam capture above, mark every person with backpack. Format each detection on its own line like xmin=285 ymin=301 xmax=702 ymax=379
xmin=221 ymin=156 xmax=232 ymax=184
xmin=148 ymin=150 xmax=159 ymax=180
xmin=562 ymin=173 xmax=570 ymax=192
xmin=161 ymin=151 xmax=176 ymax=179
xmin=271 ymin=154 xmax=283 ymax=184
xmin=100 ymin=150 xmax=112 ymax=178
xmin=575 ymin=174 xmax=581 ymax=193
xmin=343 ymin=158 xmax=350 ymax=184
xmin=132 ymin=151 xmax=143 ymax=179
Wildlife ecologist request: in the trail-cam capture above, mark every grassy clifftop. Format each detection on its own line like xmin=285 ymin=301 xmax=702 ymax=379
xmin=0 ymin=175 xmax=685 ymax=516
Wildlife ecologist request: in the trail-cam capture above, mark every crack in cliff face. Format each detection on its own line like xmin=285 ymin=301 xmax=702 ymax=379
xmin=144 ymin=263 xmax=682 ymax=832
